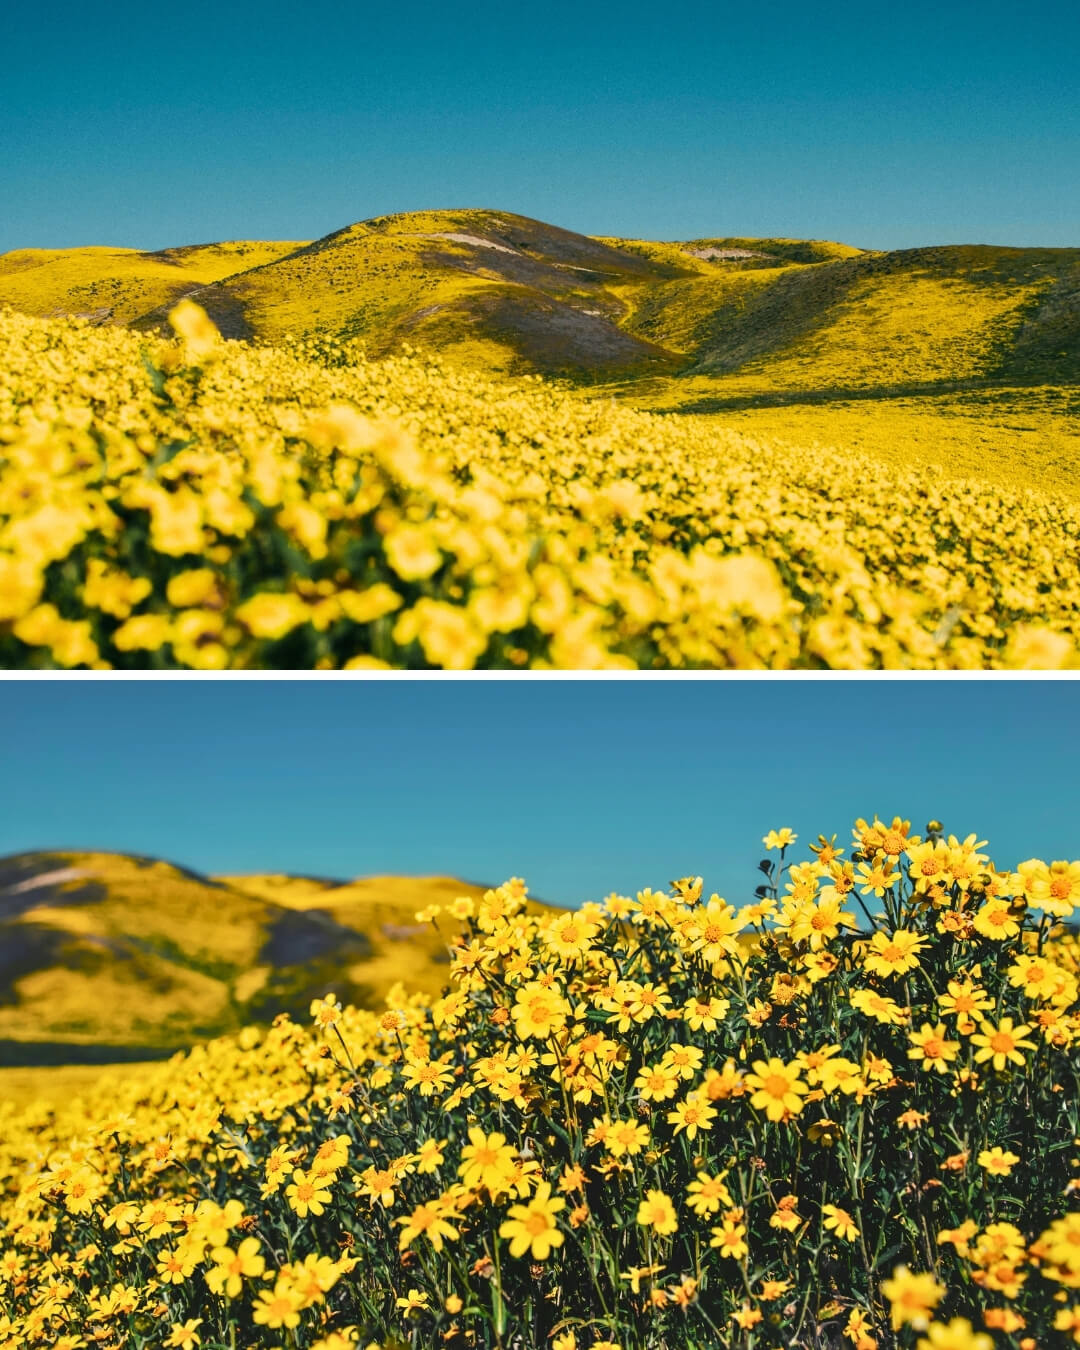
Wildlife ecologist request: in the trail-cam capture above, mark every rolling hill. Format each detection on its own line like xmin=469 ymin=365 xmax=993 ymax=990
xmin=0 ymin=849 xmax=528 ymax=1067
xmin=4 ymin=209 xmax=1078 ymax=497
xmin=0 ymin=240 xmax=305 ymax=328
xmin=2 ymin=209 xmax=1077 ymax=394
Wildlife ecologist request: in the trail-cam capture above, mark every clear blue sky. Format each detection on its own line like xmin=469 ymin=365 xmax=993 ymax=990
xmin=0 ymin=681 xmax=1076 ymax=908
xmin=4 ymin=0 xmax=1078 ymax=254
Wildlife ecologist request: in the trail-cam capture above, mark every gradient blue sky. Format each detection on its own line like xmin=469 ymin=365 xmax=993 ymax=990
xmin=4 ymin=0 xmax=1079 ymax=254
xmin=0 ymin=681 xmax=1076 ymax=908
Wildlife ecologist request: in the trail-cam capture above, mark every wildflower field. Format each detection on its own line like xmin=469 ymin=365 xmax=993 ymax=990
xmin=1 ymin=303 xmax=1079 ymax=670
xmin=4 ymin=818 xmax=1080 ymax=1350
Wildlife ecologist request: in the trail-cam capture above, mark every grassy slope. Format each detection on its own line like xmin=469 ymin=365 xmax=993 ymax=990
xmin=0 ymin=851 xmax=516 ymax=1065
xmin=0 ymin=240 xmax=306 ymax=328
xmin=608 ymin=243 xmax=1080 ymax=497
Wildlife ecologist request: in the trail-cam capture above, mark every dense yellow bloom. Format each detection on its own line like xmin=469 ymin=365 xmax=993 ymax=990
xmin=2 ymin=305 xmax=1075 ymax=671
xmin=3 ymin=813 xmax=1080 ymax=1348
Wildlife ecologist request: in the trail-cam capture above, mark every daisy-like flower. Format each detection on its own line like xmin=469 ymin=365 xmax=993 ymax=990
xmin=850 ymin=988 xmax=909 ymax=1025
xmin=284 ymin=1168 xmax=332 ymax=1218
xmin=906 ymin=838 xmax=952 ymax=890
xmin=821 ymin=1203 xmax=859 ymax=1242
xmin=682 ymin=895 xmax=742 ymax=963
xmin=1030 ymin=859 xmax=1080 ymax=917
xmin=746 ymin=1057 xmax=808 ymax=1121
xmin=665 ymin=1093 xmax=717 ymax=1140
xmin=396 ymin=1199 xmax=460 ymax=1252
xmin=511 ymin=981 xmax=570 ymax=1039
xmin=937 ymin=978 xmax=993 ymax=1032
xmin=856 ymin=857 xmax=899 ymax=897
xmin=861 ymin=928 xmax=927 ymax=977
xmin=977 ymin=1146 xmax=1020 ymax=1176
xmin=662 ymin=1043 xmax=704 ymax=1080
xmin=165 ymin=1321 xmax=203 ymax=1350
xmin=498 ymin=1181 xmax=565 ymax=1259
xmin=686 ymin=1171 xmax=733 ymax=1217
xmin=204 ymin=1238 xmax=265 ymax=1298
xmin=881 ymin=1266 xmax=945 ymax=1330
xmin=252 ymin=1281 xmax=304 ymax=1331
xmin=634 ymin=1062 xmax=680 ymax=1102
xmin=681 ymin=995 xmax=729 ymax=1031
xmin=763 ymin=827 xmax=797 ymax=850
xmin=970 ymin=1017 xmax=1037 ymax=1070
xmin=636 ymin=1189 xmax=678 ymax=1236
xmin=907 ymin=1023 xmax=960 ymax=1073
xmin=541 ymin=912 xmax=599 ymax=962
xmin=709 ymin=1218 xmax=748 ymax=1259
xmin=972 ymin=898 xmax=1021 ymax=940
xmin=401 ymin=1054 xmax=454 ymax=1097
xmin=414 ymin=1138 xmax=447 ymax=1174
xmin=843 ymin=1308 xmax=875 ymax=1348
xmin=1006 ymin=953 xmax=1069 ymax=1001
xmin=458 ymin=1128 xmax=517 ymax=1192
xmin=309 ymin=994 xmax=342 ymax=1027
xmin=781 ymin=893 xmax=856 ymax=949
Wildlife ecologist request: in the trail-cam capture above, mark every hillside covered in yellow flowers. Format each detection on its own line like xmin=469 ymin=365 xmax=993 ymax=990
xmin=0 ymin=850 xmax=514 ymax=1066
xmin=3 ymin=211 xmax=1078 ymax=396
xmin=1 ymin=208 xmax=1079 ymax=669
xmin=0 ymin=295 xmax=1077 ymax=670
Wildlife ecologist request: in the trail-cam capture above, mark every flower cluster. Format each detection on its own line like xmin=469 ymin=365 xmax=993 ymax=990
xmin=0 ymin=305 xmax=1078 ymax=669
xmin=3 ymin=820 xmax=1080 ymax=1347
